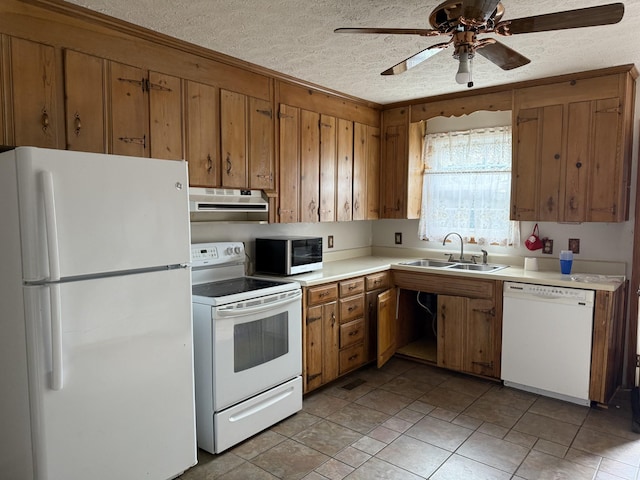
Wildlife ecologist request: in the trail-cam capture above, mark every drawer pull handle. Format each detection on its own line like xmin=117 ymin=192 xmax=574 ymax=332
xmin=348 ymin=354 xmax=359 ymax=361
xmin=319 ymin=291 xmax=330 ymax=298
xmin=349 ymin=330 xmax=359 ymax=336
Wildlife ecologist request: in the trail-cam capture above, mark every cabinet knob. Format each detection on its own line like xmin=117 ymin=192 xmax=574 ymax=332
xmin=41 ymin=108 xmax=50 ymax=132
xmin=73 ymin=113 xmax=82 ymax=136
xmin=554 ymin=154 xmax=560 ymax=160
xmin=207 ymin=154 xmax=213 ymax=173
xmin=576 ymin=162 xmax=582 ymax=168
xmin=225 ymin=155 xmax=232 ymax=175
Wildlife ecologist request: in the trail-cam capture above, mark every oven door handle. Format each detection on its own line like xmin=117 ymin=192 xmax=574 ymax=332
xmin=216 ymin=290 xmax=302 ymax=318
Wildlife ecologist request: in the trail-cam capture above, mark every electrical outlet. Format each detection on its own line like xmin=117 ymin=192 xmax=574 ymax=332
xmin=569 ymin=238 xmax=580 ymax=254
xmin=395 ymin=232 xmax=402 ymax=245
xmin=327 ymin=235 xmax=334 ymax=248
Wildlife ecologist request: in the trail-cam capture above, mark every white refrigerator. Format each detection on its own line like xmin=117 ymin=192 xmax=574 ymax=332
xmin=0 ymin=147 xmax=197 ymax=479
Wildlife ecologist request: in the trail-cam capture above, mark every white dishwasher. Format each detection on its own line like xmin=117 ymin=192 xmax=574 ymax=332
xmin=501 ymin=281 xmax=595 ymax=406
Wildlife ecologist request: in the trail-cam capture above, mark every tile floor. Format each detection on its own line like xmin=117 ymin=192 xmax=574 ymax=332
xmin=177 ymin=358 xmax=640 ymax=479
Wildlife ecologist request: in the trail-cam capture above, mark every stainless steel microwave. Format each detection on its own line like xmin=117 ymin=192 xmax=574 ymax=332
xmin=255 ymin=236 xmax=323 ymax=275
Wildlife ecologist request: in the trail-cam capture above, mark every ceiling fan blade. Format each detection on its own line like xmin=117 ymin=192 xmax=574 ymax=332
xmin=476 ymin=41 xmax=530 ymax=70
xmin=381 ymin=44 xmax=447 ymax=75
xmin=505 ymin=3 xmax=624 ymax=35
xmin=334 ymin=27 xmax=440 ymax=37
xmin=462 ymin=0 xmax=501 ymax=23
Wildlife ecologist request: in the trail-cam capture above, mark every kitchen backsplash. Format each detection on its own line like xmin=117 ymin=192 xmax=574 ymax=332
xmin=191 ymin=216 xmax=633 ymax=276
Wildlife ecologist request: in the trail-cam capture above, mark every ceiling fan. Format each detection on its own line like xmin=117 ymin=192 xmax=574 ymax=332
xmin=335 ymin=1 xmax=624 ymax=87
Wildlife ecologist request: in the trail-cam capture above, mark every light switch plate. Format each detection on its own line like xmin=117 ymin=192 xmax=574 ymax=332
xmin=395 ymin=232 xmax=402 ymax=245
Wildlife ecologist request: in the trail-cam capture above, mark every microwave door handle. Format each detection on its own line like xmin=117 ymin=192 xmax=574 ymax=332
xmin=216 ymin=291 xmax=302 ymax=318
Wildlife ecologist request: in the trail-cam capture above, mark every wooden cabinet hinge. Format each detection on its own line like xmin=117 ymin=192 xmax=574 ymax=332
xmin=117 ymin=76 xmax=146 ymax=91
xmin=147 ymin=80 xmax=173 ymax=92
xmin=278 ymin=111 xmax=294 ymax=119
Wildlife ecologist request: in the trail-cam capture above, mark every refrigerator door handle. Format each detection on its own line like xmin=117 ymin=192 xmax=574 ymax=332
xmin=40 ymin=171 xmax=61 ymax=281
xmin=49 ymin=283 xmax=64 ymax=390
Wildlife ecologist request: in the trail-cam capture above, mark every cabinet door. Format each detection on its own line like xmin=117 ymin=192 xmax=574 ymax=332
xmin=305 ymin=305 xmax=324 ymax=392
xmin=185 ymin=80 xmax=219 ymax=187
xmin=377 ymin=287 xmax=397 ymax=368
xmin=353 ymin=122 xmax=367 ymax=221
xmin=300 ymin=109 xmax=320 ymax=223
xmin=148 ymin=71 xmax=183 ymax=160
xmin=63 ymin=50 xmax=106 ymax=153
xmin=220 ymin=89 xmax=247 ymax=187
xmin=589 ymin=97 xmax=624 ymax=222
xmin=366 ymin=126 xmax=381 ymax=220
xmin=437 ymin=295 xmax=467 ymax=372
xmin=322 ymin=301 xmax=340 ymax=385
xmin=109 ymin=61 xmax=148 ymax=157
xmin=336 ymin=118 xmax=353 ymax=222
xmin=537 ymin=104 xmax=563 ymax=221
xmin=277 ymin=104 xmax=300 ymax=223
xmin=381 ymin=123 xmax=407 ymax=218
xmin=9 ymin=37 xmax=60 ymax=148
xmin=564 ymin=101 xmax=591 ymax=222
xmin=511 ymin=108 xmax=540 ymax=221
xmin=319 ymin=114 xmax=337 ymax=222
xmin=464 ymin=298 xmax=498 ymax=377
xmin=248 ymin=97 xmax=274 ymax=190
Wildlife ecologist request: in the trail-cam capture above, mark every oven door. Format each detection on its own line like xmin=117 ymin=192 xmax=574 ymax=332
xmin=212 ymin=288 xmax=302 ymax=411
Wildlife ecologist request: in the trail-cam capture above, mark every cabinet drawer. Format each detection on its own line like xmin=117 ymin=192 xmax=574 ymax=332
xmin=339 ymin=343 xmax=365 ymax=375
xmin=339 ymin=277 xmax=364 ymax=297
xmin=340 ymin=296 xmax=364 ymax=323
xmin=340 ymin=318 xmax=365 ymax=348
xmin=307 ymin=284 xmax=338 ymax=306
xmin=366 ymin=272 xmax=390 ymax=291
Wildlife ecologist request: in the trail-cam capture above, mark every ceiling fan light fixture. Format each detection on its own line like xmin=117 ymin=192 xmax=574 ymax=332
xmin=455 ymin=50 xmax=473 ymax=85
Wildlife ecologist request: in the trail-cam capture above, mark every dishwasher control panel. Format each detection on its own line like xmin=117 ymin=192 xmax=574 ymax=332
xmin=503 ymin=281 xmax=594 ymax=304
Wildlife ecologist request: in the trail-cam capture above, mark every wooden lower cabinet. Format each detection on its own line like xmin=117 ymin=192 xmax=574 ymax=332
xmin=303 ymin=271 xmax=391 ymax=393
xmin=393 ymin=271 xmax=501 ymax=379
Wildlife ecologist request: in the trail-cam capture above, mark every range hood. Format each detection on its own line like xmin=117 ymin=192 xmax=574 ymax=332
xmin=189 ymin=187 xmax=269 ymax=223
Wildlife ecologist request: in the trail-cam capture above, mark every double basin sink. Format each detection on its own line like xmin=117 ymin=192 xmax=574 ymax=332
xmin=399 ymin=258 xmax=509 ymax=273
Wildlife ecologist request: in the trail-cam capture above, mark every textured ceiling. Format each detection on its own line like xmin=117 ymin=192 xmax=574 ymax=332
xmin=64 ymin=0 xmax=640 ymax=104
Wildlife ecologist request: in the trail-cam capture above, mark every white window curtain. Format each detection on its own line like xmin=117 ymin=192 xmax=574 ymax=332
xmin=418 ymin=126 xmax=519 ymax=246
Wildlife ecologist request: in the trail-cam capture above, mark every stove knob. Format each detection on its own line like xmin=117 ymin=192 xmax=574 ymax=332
xmin=225 ymin=247 xmax=234 ymax=255
xmin=234 ymin=246 xmax=242 ymax=254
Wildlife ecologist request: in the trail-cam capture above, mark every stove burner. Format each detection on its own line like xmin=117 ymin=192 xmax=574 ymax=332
xmin=192 ymin=277 xmax=290 ymax=298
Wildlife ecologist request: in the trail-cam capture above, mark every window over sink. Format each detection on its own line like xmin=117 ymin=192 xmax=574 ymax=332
xmin=418 ymin=125 xmax=519 ymax=246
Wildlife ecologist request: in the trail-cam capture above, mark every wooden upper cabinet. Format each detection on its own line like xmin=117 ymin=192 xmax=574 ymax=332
xmin=185 ymin=80 xmax=219 ymax=187
xmin=221 ymin=89 xmax=275 ymax=189
xmin=7 ymin=36 xmax=60 ymax=148
xmin=277 ymin=103 xmax=300 ymax=223
xmin=220 ymin=89 xmax=247 ymax=187
xmin=63 ymin=49 xmax=106 ymax=153
xmin=108 ymin=61 xmax=183 ymax=159
xmin=148 ymin=71 xmax=183 ymax=160
xmin=353 ymin=122 xmax=381 ymax=221
xmin=380 ymin=107 xmax=416 ymax=219
xmin=300 ymin=109 xmax=320 ymax=223
xmin=109 ymin=61 xmax=148 ymax=157
xmin=512 ymin=70 xmax=636 ymax=222
xmin=319 ymin=114 xmax=337 ymax=222
xmin=336 ymin=118 xmax=354 ymax=222
xmin=248 ymin=97 xmax=275 ymax=190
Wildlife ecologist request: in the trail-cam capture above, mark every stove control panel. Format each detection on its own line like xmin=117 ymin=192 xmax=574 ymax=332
xmin=191 ymin=242 xmax=245 ymax=267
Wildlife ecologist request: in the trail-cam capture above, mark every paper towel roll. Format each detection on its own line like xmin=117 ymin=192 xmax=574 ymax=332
xmin=524 ymin=257 xmax=538 ymax=271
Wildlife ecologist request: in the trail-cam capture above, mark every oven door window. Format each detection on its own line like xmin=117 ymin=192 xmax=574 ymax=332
xmin=234 ymin=312 xmax=289 ymax=372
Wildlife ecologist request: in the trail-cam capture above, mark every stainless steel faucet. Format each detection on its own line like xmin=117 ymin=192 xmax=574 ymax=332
xmin=481 ymin=249 xmax=488 ymax=265
xmin=443 ymin=232 xmax=465 ymax=262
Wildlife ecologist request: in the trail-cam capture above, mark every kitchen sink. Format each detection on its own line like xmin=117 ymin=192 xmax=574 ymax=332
xmin=398 ymin=259 xmax=509 ymax=273
xmin=400 ymin=259 xmax=457 ymax=268
xmin=448 ymin=263 xmax=509 ymax=272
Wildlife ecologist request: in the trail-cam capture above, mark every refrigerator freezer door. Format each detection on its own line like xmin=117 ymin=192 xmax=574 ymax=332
xmin=23 ymin=268 xmax=196 ymax=479
xmin=12 ymin=147 xmax=190 ymax=281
